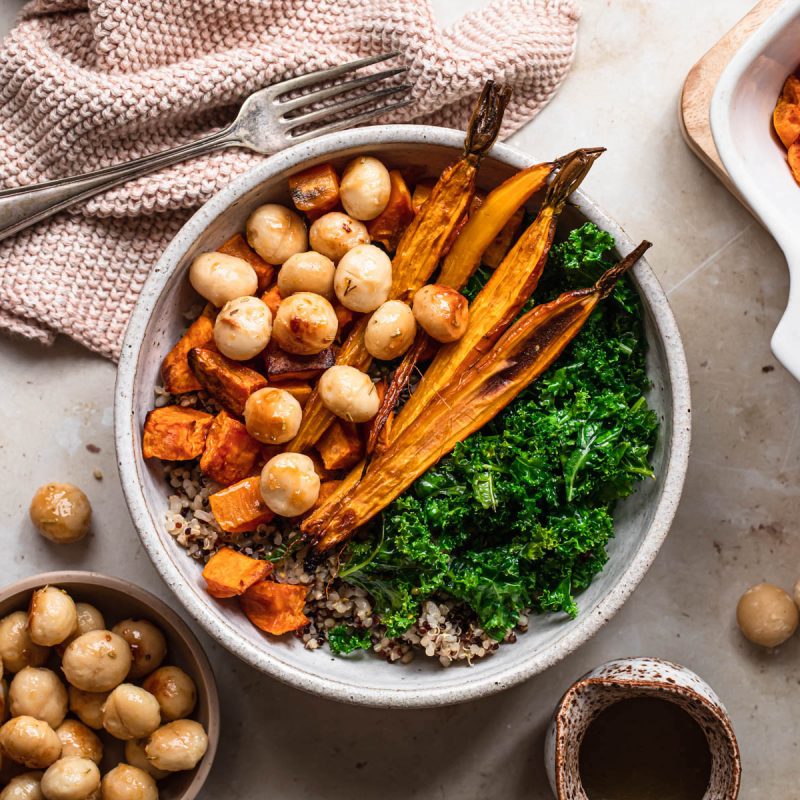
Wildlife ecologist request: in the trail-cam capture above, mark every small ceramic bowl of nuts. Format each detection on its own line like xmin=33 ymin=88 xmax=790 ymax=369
xmin=0 ymin=571 xmax=219 ymax=800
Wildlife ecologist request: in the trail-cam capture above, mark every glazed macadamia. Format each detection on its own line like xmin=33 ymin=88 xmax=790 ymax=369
xmin=272 ymin=292 xmax=338 ymax=355
xmin=277 ymin=251 xmax=335 ymax=299
xmin=28 ymin=588 xmax=77 ymax=648
xmin=339 ymin=156 xmax=392 ymax=221
xmin=101 ymin=685 xmax=161 ymax=741
xmin=124 ymin=739 xmax=169 ymax=780
xmin=1 ymin=680 xmax=8 ymax=723
xmin=364 ymin=300 xmax=416 ymax=360
xmin=61 ymin=606 xmax=104 ymax=650
xmin=246 ymin=204 xmax=307 ymax=265
xmin=29 ymin=485 xmax=91 ymax=545
xmin=67 ymin=689 xmax=107 ymax=732
xmin=736 ymin=583 xmax=799 ymax=647
xmin=188 ymin=252 xmax=257 ymax=308
xmin=100 ymin=764 xmax=157 ymax=800
xmin=309 ymin=212 xmax=370 ymax=262
xmin=244 ymin=388 xmax=302 ymax=445
xmin=213 ymin=296 xmax=273 ymax=361
xmin=318 ymin=366 xmax=379 ymax=423
xmin=40 ymin=757 xmax=100 ymax=800
xmin=259 ymin=453 xmax=320 ymax=517
xmin=61 ymin=631 xmax=131 ymax=693
xmin=0 ymin=772 xmax=44 ymax=800
xmin=412 ymin=284 xmax=469 ymax=343
xmin=145 ymin=720 xmax=209 ymax=773
xmin=8 ymin=669 xmax=68 ymax=730
xmin=55 ymin=722 xmax=101 ymax=765
xmin=0 ymin=717 xmax=61 ymax=770
xmin=141 ymin=666 xmax=197 ymax=723
xmin=334 ymin=244 xmax=392 ymax=313
xmin=0 ymin=613 xmax=50 ymax=674
xmin=110 ymin=620 xmax=167 ymax=681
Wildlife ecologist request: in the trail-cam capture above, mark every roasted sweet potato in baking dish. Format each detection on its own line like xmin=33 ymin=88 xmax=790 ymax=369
xmin=288 ymin=163 xmax=340 ymax=218
xmin=200 ymin=410 xmax=262 ymax=486
xmin=239 ymin=581 xmax=309 ymax=635
xmin=188 ymin=347 xmax=267 ymax=415
xmin=208 ymin=476 xmax=274 ymax=534
xmin=160 ymin=305 xmax=215 ymax=394
xmin=218 ymin=233 xmax=275 ymax=293
xmin=202 ymin=547 xmax=272 ymax=598
xmin=143 ymin=406 xmax=214 ymax=460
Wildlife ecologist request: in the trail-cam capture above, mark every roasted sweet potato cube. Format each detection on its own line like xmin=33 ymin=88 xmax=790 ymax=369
xmin=218 ymin=233 xmax=275 ymax=293
xmin=288 ymin=163 xmax=340 ymax=218
xmin=332 ymin=302 xmax=355 ymax=339
xmin=239 ymin=581 xmax=309 ymax=635
xmin=260 ymin=285 xmax=283 ymax=318
xmin=209 ymin=476 xmax=274 ymax=534
xmin=482 ymin=207 xmax=524 ymax=268
xmin=142 ymin=406 xmax=213 ymax=461
xmin=200 ymin=410 xmax=262 ymax=486
xmin=789 ymin=139 xmax=800 ymax=185
xmin=265 ymin=342 xmax=335 ymax=382
xmin=160 ymin=306 xmax=216 ymax=394
xmin=315 ymin=480 xmax=342 ymax=509
xmin=188 ymin=348 xmax=267 ymax=415
xmin=774 ymin=97 xmax=800 ymax=150
xmin=277 ymin=380 xmax=313 ymax=408
xmin=316 ymin=420 xmax=364 ymax=471
xmin=411 ymin=181 xmax=433 ymax=213
xmin=202 ymin=547 xmax=272 ymax=598
xmin=368 ymin=170 xmax=415 ymax=251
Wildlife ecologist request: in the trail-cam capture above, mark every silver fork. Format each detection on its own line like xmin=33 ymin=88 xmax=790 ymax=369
xmin=0 ymin=53 xmax=411 ymax=242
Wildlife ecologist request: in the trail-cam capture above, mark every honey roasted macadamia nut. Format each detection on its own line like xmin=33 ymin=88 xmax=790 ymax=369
xmin=277 ymin=251 xmax=336 ymax=299
xmin=40 ymin=757 xmax=100 ymax=800
xmin=101 ymin=684 xmax=161 ymax=741
xmin=9 ymin=669 xmax=68 ymax=730
xmin=259 ymin=453 xmax=320 ymax=518
xmin=272 ymin=292 xmax=338 ymax=355
xmin=100 ymin=764 xmax=158 ymax=800
xmin=29 ymin=485 xmax=91 ymax=545
xmin=67 ymin=689 xmax=107 ymax=732
xmin=189 ymin=252 xmax=257 ymax=308
xmin=308 ymin=212 xmax=370 ymax=262
xmin=0 ymin=716 xmax=61 ymax=770
xmin=0 ymin=771 xmax=45 ymax=800
xmin=364 ymin=300 xmax=416 ymax=360
xmin=144 ymin=720 xmax=209 ymax=773
xmin=213 ymin=296 xmax=273 ymax=361
xmin=333 ymin=245 xmax=392 ymax=313
xmin=110 ymin=620 xmax=167 ymax=681
xmin=0 ymin=613 xmax=50 ymax=674
xmin=246 ymin=204 xmax=307 ymax=265
xmin=244 ymin=388 xmax=302 ymax=445
xmin=736 ymin=583 xmax=799 ymax=647
xmin=60 ymin=605 xmax=105 ymax=651
xmin=28 ymin=587 xmax=77 ymax=648
xmin=141 ymin=666 xmax=197 ymax=722
xmin=318 ymin=366 xmax=379 ymax=423
xmin=339 ymin=156 xmax=392 ymax=221
xmin=61 ymin=631 xmax=131 ymax=694
xmin=411 ymin=284 xmax=469 ymax=343
xmin=124 ymin=739 xmax=169 ymax=780
xmin=55 ymin=721 xmax=102 ymax=765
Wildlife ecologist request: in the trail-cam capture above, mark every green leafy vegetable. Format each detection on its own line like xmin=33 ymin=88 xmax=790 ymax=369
xmin=328 ymin=626 xmax=373 ymax=655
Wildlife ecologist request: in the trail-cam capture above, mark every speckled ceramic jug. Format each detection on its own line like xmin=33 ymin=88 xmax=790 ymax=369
xmin=545 ymin=658 xmax=741 ymax=799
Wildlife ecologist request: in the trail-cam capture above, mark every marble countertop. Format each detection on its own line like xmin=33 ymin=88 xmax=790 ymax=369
xmin=1 ymin=1 xmax=798 ymax=797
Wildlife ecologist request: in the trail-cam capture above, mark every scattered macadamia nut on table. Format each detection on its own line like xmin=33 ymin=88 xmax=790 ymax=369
xmin=124 ymin=739 xmax=169 ymax=780
xmin=28 ymin=588 xmax=77 ymax=648
xmin=213 ymin=296 xmax=273 ymax=361
xmin=29 ymin=484 xmax=91 ymax=545
xmin=8 ymin=669 xmax=68 ymax=730
xmin=412 ymin=284 xmax=470 ymax=343
xmin=272 ymin=292 xmax=338 ymax=355
xmin=0 ymin=613 xmax=50 ymax=673
xmin=40 ymin=757 xmax=100 ymax=800
xmin=365 ymin=300 xmax=417 ymax=360
xmin=318 ymin=365 xmax=380 ymax=423
xmin=55 ymin=721 xmax=102 ymax=765
xmin=736 ymin=582 xmax=799 ymax=647
xmin=309 ymin=212 xmax=370 ymax=262
xmin=246 ymin=204 xmax=307 ymax=264
xmin=339 ymin=156 xmax=392 ymax=220
xmin=0 ymin=716 xmax=61 ymax=770
xmin=244 ymin=388 xmax=302 ymax=445
xmin=188 ymin=252 xmax=257 ymax=308
xmin=110 ymin=620 xmax=167 ymax=681
xmin=141 ymin=666 xmax=197 ymax=722
xmin=333 ymin=244 xmax=392 ymax=313
xmin=278 ymin=251 xmax=336 ymax=299
xmin=0 ymin=771 xmax=45 ymax=800
xmin=144 ymin=719 xmax=209 ymax=773
xmin=101 ymin=684 xmax=161 ymax=741
xmin=100 ymin=764 xmax=158 ymax=800
xmin=67 ymin=689 xmax=107 ymax=732
xmin=259 ymin=453 xmax=320 ymax=517
xmin=61 ymin=631 xmax=131 ymax=693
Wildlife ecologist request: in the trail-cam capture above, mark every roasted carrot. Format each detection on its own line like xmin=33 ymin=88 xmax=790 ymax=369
xmin=160 ymin=305 xmax=216 ymax=394
xmin=142 ymin=406 xmax=214 ymax=461
xmin=288 ymin=163 xmax=340 ymax=218
xmin=199 ymin=411 xmax=262 ymax=486
xmin=218 ymin=233 xmax=275 ymax=293
xmin=482 ymin=206 xmax=525 ymax=268
xmin=188 ymin=348 xmax=267 ymax=415
xmin=202 ymin=547 xmax=272 ymax=598
xmin=411 ymin=182 xmax=433 ymax=212
xmin=209 ymin=476 xmax=274 ymax=534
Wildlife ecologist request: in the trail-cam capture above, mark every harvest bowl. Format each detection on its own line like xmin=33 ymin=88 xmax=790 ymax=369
xmin=116 ymin=125 xmax=691 ymax=708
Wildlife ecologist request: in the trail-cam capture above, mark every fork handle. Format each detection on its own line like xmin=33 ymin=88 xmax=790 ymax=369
xmin=0 ymin=127 xmax=237 ymax=242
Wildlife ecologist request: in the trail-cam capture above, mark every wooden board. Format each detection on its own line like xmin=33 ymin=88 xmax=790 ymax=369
xmin=680 ymin=0 xmax=784 ymax=202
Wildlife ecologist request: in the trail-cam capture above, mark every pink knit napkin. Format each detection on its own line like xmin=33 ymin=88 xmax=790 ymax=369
xmin=0 ymin=0 xmax=579 ymax=359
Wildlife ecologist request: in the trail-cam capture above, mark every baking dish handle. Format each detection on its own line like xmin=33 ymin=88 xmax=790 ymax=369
xmin=771 ymin=247 xmax=800 ymax=382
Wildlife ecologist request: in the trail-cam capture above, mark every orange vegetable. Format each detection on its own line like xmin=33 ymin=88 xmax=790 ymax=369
xmin=288 ymin=163 xmax=340 ymax=218
xmin=315 ymin=480 xmax=342 ymax=509
xmin=482 ymin=206 xmax=524 ymax=268
xmin=142 ymin=406 xmax=213 ymax=461
xmin=160 ymin=305 xmax=215 ymax=394
xmin=218 ymin=233 xmax=275 ymax=293
xmin=264 ymin=342 xmax=335 ymax=382
xmin=411 ymin=182 xmax=433 ymax=213
xmin=239 ymin=581 xmax=309 ymax=635
xmin=316 ymin=420 xmax=363 ymax=471
xmin=368 ymin=170 xmax=415 ymax=251
xmin=202 ymin=547 xmax=272 ymax=598
xmin=276 ymin=380 xmax=313 ymax=408
xmin=260 ymin=285 xmax=283 ymax=318
xmin=200 ymin=411 xmax=262 ymax=486
xmin=789 ymin=139 xmax=800 ymax=184
xmin=332 ymin=302 xmax=356 ymax=339
xmin=188 ymin=348 xmax=267 ymax=416
xmin=209 ymin=476 xmax=274 ymax=534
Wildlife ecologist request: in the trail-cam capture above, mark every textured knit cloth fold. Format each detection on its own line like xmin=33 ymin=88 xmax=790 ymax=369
xmin=0 ymin=0 xmax=579 ymax=359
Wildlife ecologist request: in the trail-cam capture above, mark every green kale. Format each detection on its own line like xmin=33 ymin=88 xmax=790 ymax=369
xmin=328 ymin=625 xmax=372 ymax=655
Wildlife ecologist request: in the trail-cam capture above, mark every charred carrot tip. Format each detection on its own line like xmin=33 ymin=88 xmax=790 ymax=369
xmin=464 ymin=80 xmax=512 ymax=159
xmin=596 ymin=240 xmax=653 ymax=297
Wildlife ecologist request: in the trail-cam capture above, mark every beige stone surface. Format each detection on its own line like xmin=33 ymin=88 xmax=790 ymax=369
xmin=1 ymin=1 xmax=798 ymax=797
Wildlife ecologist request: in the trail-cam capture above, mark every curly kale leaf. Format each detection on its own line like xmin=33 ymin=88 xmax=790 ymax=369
xmin=328 ymin=626 xmax=372 ymax=655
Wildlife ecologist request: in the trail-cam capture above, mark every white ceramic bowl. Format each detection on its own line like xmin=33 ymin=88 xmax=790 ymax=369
xmin=711 ymin=1 xmax=800 ymax=381
xmin=115 ymin=126 xmax=691 ymax=708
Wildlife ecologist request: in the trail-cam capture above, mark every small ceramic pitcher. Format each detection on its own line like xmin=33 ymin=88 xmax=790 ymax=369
xmin=545 ymin=657 xmax=741 ymax=800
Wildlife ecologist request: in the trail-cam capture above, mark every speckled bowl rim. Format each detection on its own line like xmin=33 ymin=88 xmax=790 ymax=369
xmin=115 ymin=125 xmax=691 ymax=708
xmin=0 ymin=570 xmax=220 ymax=799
